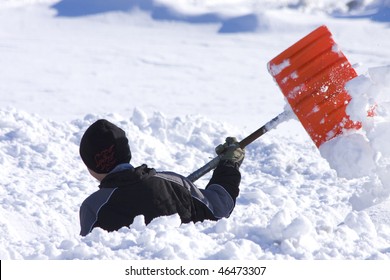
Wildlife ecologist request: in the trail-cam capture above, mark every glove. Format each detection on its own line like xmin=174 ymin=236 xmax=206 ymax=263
xmin=215 ymin=137 xmax=245 ymax=168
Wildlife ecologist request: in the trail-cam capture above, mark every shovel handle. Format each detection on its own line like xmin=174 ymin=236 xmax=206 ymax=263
xmin=187 ymin=110 xmax=292 ymax=182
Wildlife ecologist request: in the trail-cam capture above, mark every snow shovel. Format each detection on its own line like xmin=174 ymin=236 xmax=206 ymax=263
xmin=187 ymin=25 xmax=360 ymax=183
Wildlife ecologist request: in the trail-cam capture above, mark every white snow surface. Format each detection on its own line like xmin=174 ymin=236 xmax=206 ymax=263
xmin=1 ymin=0 xmax=390 ymax=260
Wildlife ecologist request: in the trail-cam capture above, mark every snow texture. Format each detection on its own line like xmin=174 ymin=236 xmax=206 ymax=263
xmin=1 ymin=0 xmax=390 ymax=260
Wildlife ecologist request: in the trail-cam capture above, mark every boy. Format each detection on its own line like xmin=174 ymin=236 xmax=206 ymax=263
xmin=79 ymin=119 xmax=244 ymax=236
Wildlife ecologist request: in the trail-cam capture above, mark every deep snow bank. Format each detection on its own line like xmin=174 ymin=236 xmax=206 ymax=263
xmin=1 ymin=107 xmax=390 ymax=259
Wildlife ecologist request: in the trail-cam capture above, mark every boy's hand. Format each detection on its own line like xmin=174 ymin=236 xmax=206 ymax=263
xmin=215 ymin=137 xmax=245 ymax=168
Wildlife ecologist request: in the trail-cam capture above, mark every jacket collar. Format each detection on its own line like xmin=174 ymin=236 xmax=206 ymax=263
xmin=99 ymin=164 xmax=156 ymax=189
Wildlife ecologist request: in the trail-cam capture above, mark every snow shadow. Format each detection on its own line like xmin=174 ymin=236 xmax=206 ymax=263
xmin=333 ymin=2 xmax=390 ymax=23
xmin=359 ymin=6 xmax=390 ymax=22
xmin=51 ymin=0 xmax=259 ymax=33
xmin=52 ymin=0 xmax=139 ymax=17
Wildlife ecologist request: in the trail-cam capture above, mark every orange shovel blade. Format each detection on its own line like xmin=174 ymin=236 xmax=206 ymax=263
xmin=268 ymin=25 xmax=361 ymax=147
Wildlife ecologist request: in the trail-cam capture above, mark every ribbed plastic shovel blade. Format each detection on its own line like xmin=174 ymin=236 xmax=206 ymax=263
xmin=268 ymin=25 xmax=361 ymax=147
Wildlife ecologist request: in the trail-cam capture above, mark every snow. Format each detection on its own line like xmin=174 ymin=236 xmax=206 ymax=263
xmin=320 ymin=65 xmax=390 ymax=211
xmin=1 ymin=0 xmax=390 ymax=260
xmin=268 ymin=59 xmax=291 ymax=76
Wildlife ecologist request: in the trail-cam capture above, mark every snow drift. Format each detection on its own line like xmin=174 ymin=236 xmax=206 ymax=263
xmin=1 ymin=103 xmax=390 ymax=259
xmin=1 ymin=0 xmax=390 ymax=260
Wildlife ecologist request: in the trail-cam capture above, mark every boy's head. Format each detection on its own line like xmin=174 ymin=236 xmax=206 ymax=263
xmin=79 ymin=119 xmax=131 ymax=174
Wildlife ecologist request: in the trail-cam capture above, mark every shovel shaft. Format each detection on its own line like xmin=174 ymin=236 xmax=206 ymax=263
xmin=186 ymin=155 xmax=222 ymax=183
xmin=238 ymin=110 xmax=291 ymax=149
xmin=187 ymin=110 xmax=292 ymax=182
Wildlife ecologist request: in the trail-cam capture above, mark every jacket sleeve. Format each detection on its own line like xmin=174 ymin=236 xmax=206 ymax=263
xmin=79 ymin=188 xmax=117 ymax=236
xmin=206 ymin=161 xmax=241 ymax=203
xmin=193 ymin=161 xmax=241 ymax=219
xmin=79 ymin=201 xmax=96 ymax=236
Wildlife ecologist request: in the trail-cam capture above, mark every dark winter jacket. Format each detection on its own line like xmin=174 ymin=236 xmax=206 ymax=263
xmin=79 ymin=162 xmax=241 ymax=236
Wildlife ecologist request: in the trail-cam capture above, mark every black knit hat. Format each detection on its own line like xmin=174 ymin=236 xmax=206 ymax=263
xmin=79 ymin=119 xmax=131 ymax=174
